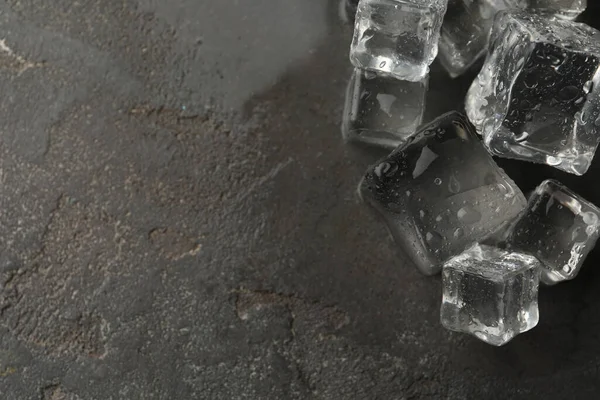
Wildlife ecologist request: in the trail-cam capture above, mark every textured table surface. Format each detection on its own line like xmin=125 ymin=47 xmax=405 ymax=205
xmin=1 ymin=1 xmax=600 ymax=398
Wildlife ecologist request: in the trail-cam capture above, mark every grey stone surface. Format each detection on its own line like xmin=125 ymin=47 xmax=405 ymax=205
xmin=0 ymin=0 xmax=599 ymax=399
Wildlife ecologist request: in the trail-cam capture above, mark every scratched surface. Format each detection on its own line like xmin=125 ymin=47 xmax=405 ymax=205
xmin=0 ymin=1 xmax=600 ymax=399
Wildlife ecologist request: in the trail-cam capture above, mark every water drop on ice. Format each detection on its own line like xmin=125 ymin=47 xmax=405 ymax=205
xmin=374 ymin=162 xmax=398 ymax=178
xmin=425 ymin=231 xmax=444 ymax=245
xmin=448 ymin=174 xmax=460 ymax=194
xmin=546 ymin=155 xmax=561 ymax=166
xmin=514 ymin=131 xmax=529 ymax=142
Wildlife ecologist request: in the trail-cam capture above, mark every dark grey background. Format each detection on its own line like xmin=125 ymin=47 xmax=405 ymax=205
xmin=0 ymin=1 xmax=599 ymax=399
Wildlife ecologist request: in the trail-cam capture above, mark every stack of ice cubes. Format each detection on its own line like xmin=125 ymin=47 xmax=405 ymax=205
xmin=344 ymin=1 xmax=600 ymax=345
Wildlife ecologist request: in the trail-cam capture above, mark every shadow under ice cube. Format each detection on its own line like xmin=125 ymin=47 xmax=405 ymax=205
xmin=466 ymin=11 xmax=600 ymax=175
xmin=441 ymin=244 xmax=541 ymax=346
xmin=507 ymin=180 xmax=600 ymax=285
xmin=359 ymin=112 xmax=526 ymax=275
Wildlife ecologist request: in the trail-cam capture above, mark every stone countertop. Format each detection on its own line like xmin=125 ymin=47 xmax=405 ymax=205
xmin=0 ymin=1 xmax=599 ymax=398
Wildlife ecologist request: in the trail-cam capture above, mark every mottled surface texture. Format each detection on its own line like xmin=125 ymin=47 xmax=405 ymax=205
xmin=0 ymin=1 xmax=600 ymax=399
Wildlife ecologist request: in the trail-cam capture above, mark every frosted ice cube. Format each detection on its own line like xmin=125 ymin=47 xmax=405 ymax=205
xmin=441 ymin=243 xmax=541 ymax=346
xmin=350 ymin=0 xmax=448 ymax=81
xmin=507 ymin=180 xmax=600 ymax=285
xmin=466 ymin=11 xmax=600 ymax=175
xmin=359 ymin=112 xmax=527 ymax=275
xmin=438 ymin=0 xmax=526 ymax=77
xmin=342 ymin=68 xmax=428 ymax=148
xmin=528 ymin=0 xmax=587 ymax=20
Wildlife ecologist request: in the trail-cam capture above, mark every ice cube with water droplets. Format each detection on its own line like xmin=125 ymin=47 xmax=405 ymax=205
xmin=527 ymin=0 xmax=586 ymax=20
xmin=350 ymin=0 xmax=448 ymax=81
xmin=439 ymin=0 xmax=526 ymax=78
xmin=506 ymin=180 xmax=600 ymax=285
xmin=359 ymin=112 xmax=527 ymax=275
xmin=342 ymin=68 xmax=428 ymax=148
xmin=466 ymin=11 xmax=600 ymax=175
xmin=441 ymin=243 xmax=541 ymax=346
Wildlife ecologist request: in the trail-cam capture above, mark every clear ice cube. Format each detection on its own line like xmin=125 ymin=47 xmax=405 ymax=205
xmin=359 ymin=112 xmax=527 ymax=275
xmin=528 ymin=0 xmax=587 ymax=20
xmin=506 ymin=180 xmax=600 ymax=285
xmin=350 ymin=0 xmax=448 ymax=81
xmin=466 ymin=11 xmax=600 ymax=176
xmin=441 ymin=244 xmax=541 ymax=346
xmin=342 ymin=68 xmax=428 ymax=148
xmin=438 ymin=0 xmax=526 ymax=78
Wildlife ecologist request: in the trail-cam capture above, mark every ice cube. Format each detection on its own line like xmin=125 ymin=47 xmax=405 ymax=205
xmin=528 ymin=0 xmax=586 ymax=20
xmin=342 ymin=68 xmax=428 ymax=148
xmin=466 ymin=11 xmax=600 ymax=176
xmin=350 ymin=0 xmax=448 ymax=81
xmin=438 ymin=0 xmax=526 ymax=78
xmin=506 ymin=180 xmax=600 ymax=285
xmin=441 ymin=243 xmax=541 ymax=346
xmin=359 ymin=111 xmax=527 ymax=275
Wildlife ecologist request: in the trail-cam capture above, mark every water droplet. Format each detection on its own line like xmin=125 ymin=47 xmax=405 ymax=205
xmin=453 ymin=228 xmax=464 ymax=238
xmin=406 ymin=190 xmax=411 ymax=197
xmin=435 ymin=214 xmax=443 ymax=222
xmin=583 ymin=80 xmax=594 ymax=94
xmin=374 ymin=162 xmax=398 ymax=178
xmin=514 ymin=131 xmax=529 ymax=142
xmin=448 ymin=174 xmax=460 ymax=194
xmin=523 ymin=74 xmax=538 ymax=89
xmin=547 ymin=53 xmax=562 ymax=65
xmin=425 ymin=231 xmax=444 ymax=244
xmin=419 ymin=210 xmax=426 ymax=219
xmin=457 ymin=206 xmax=482 ymax=224
xmin=546 ymin=155 xmax=561 ymax=166
xmin=434 ymin=178 xmax=442 ymax=186
xmin=582 ymin=211 xmax=599 ymax=226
